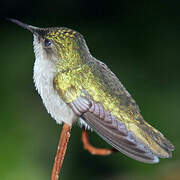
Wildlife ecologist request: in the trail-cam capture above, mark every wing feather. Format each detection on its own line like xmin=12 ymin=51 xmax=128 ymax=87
xmin=83 ymin=112 xmax=159 ymax=163
xmin=69 ymin=96 xmax=160 ymax=163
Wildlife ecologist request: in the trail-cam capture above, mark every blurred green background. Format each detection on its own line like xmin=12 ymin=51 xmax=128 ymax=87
xmin=1 ymin=0 xmax=180 ymax=179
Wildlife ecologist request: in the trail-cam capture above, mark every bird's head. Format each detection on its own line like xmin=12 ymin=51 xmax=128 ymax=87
xmin=9 ymin=19 xmax=89 ymax=67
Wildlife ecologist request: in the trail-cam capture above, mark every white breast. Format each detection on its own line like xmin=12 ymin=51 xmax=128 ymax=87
xmin=33 ymin=36 xmax=77 ymax=125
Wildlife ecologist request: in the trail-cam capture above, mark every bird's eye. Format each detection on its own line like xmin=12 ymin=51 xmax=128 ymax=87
xmin=44 ymin=39 xmax=51 ymax=47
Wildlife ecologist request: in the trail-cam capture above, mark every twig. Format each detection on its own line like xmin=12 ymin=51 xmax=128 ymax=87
xmin=81 ymin=129 xmax=117 ymax=155
xmin=51 ymin=123 xmax=71 ymax=180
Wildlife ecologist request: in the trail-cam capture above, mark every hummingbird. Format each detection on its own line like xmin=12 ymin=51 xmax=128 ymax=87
xmin=9 ymin=19 xmax=174 ymax=178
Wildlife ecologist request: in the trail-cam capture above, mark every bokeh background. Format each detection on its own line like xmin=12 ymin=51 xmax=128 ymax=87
xmin=0 ymin=0 xmax=180 ymax=179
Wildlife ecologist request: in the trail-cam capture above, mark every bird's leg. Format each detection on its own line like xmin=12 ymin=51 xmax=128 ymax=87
xmin=81 ymin=129 xmax=117 ymax=155
xmin=51 ymin=123 xmax=71 ymax=180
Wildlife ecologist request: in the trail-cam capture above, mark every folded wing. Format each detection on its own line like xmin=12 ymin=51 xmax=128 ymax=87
xmin=69 ymin=96 xmax=174 ymax=163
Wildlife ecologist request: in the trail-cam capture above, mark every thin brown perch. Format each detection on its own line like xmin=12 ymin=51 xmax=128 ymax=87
xmin=81 ymin=129 xmax=117 ymax=155
xmin=51 ymin=123 xmax=71 ymax=180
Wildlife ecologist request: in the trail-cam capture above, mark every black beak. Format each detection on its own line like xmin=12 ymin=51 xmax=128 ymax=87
xmin=8 ymin=18 xmax=48 ymax=37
